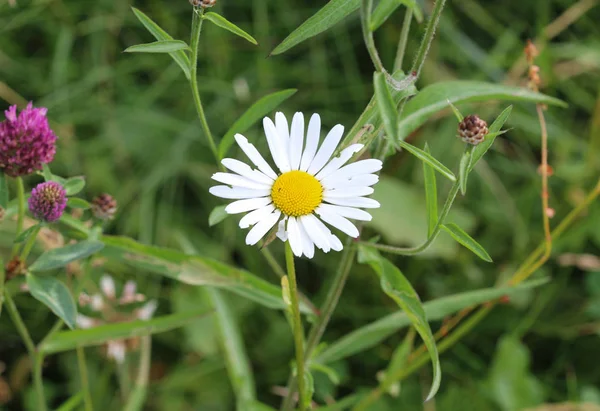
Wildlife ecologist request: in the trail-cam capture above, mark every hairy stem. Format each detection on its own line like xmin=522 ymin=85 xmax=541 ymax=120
xmin=394 ymin=8 xmax=413 ymax=73
xmin=360 ymin=0 xmax=385 ymax=72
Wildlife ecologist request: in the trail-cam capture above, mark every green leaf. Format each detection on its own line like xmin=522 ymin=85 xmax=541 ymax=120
xmin=384 ymin=328 xmax=415 ymax=387
xmin=458 ymin=146 xmax=473 ymax=195
xmin=397 ymin=81 xmax=566 ymax=140
xmin=303 ymin=371 xmax=315 ymax=408
xmin=447 ymin=100 xmax=464 ymax=122
xmin=101 ymin=236 xmax=313 ymax=314
xmin=55 ymin=393 xmax=84 ymax=411
xmin=124 ymin=40 xmax=190 ymax=53
xmin=373 ymin=72 xmax=398 ymax=144
xmin=29 ymin=240 xmax=105 ymax=272
xmin=208 ymin=205 xmax=229 ymax=226
xmin=218 ymin=89 xmax=297 ymax=158
xmin=370 ymin=0 xmax=422 ymax=31
xmin=14 ymin=224 xmax=41 ymax=244
xmin=469 ymin=106 xmax=512 ymax=172
xmin=442 ymin=223 xmax=492 ymax=262
xmin=67 ymin=198 xmax=91 ymax=210
xmin=131 ymin=7 xmax=191 ymax=80
xmin=313 ymin=394 xmax=363 ymax=411
xmin=423 ymin=144 xmax=438 ymax=237
xmin=270 ymin=0 xmax=360 ymax=55
xmin=247 ymin=402 xmax=278 ymax=411
xmin=40 ymin=308 xmax=212 ymax=354
xmin=63 ymin=176 xmax=85 ymax=196
xmin=396 ymin=140 xmax=456 ymax=181
xmin=315 ymin=277 xmax=549 ymax=364
xmin=0 ymin=172 xmax=7 ymax=209
xmin=207 ymin=289 xmax=256 ymax=407
xmin=204 ymin=12 xmax=258 ymax=45
xmin=358 ymin=246 xmax=441 ymax=401
xmin=26 ymin=273 xmax=77 ymax=329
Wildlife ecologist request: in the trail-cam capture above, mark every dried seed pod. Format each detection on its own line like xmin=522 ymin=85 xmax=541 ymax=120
xmin=457 ymin=115 xmax=488 ymax=145
xmin=91 ymin=193 xmax=118 ymax=220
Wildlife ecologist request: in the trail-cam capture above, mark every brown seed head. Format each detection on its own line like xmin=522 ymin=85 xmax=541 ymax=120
xmin=190 ymin=0 xmax=216 ymax=7
xmin=458 ymin=115 xmax=488 ymax=145
xmin=91 ymin=193 xmax=118 ymax=220
xmin=524 ymin=40 xmax=539 ymax=65
xmin=5 ymin=256 xmax=26 ymax=280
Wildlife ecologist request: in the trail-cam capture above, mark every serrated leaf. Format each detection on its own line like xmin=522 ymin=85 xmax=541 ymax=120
xmin=271 ymin=0 xmax=360 ymax=55
xmin=423 ymin=144 xmax=438 ymax=237
xmin=204 ymin=12 xmax=257 ymax=45
xmin=358 ymin=246 xmax=441 ymax=401
xmin=14 ymin=224 xmax=41 ymax=244
xmin=469 ymin=106 xmax=512 ymax=172
xmin=27 ymin=273 xmax=77 ymax=329
xmin=63 ymin=176 xmax=85 ymax=196
xmin=370 ymin=0 xmax=422 ymax=31
xmin=396 ymin=140 xmax=456 ymax=181
xmin=442 ymin=223 xmax=492 ymax=262
xmin=67 ymin=198 xmax=91 ymax=210
xmin=29 ymin=240 xmax=104 ymax=272
xmin=218 ymin=89 xmax=297 ymax=158
xmin=40 ymin=308 xmax=212 ymax=354
xmin=373 ymin=72 xmax=398 ymax=144
xmin=0 ymin=172 xmax=7 ymax=209
xmin=101 ymin=236 xmax=313 ymax=314
xmin=316 ymin=277 xmax=549 ymax=364
xmin=131 ymin=7 xmax=191 ymax=80
xmin=124 ymin=40 xmax=190 ymax=53
xmin=397 ymin=81 xmax=566 ymax=140
xmin=208 ymin=205 xmax=229 ymax=226
xmin=458 ymin=147 xmax=472 ymax=195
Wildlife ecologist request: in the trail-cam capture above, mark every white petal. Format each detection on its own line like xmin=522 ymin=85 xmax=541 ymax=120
xmin=76 ymin=314 xmax=96 ymax=329
xmin=329 ymin=234 xmax=344 ymax=251
xmin=324 ymin=187 xmax=374 ymax=198
xmin=316 ymin=207 xmax=360 ymax=237
xmin=300 ymin=114 xmax=321 ymax=171
xmin=297 ymin=221 xmax=315 ymax=258
xmin=100 ymin=275 xmax=116 ymax=299
xmin=107 ymin=341 xmax=126 ymax=364
xmin=307 ymin=124 xmax=345 ymax=175
xmin=137 ymin=300 xmax=158 ymax=320
xmin=275 ymin=112 xmax=290 ymax=151
xmin=315 ymin=144 xmax=363 ymax=181
xmin=234 ymin=134 xmax=278 ymax=180
xmin=287 ymin=217 xmax=303 ymax=257
xmin=317 ymin=204 xmax=372 ymax=221
xmin=264 ymin=117 xmax=290 ymax=173
xmin=239 ymin=204 xmax=276 ymax=228
xmin=90 ymin=294 xmax=104 ymax=311
xmin=300 ymin=214 xmax=331 ymax=253
xmin=246 ymin=210 xmax=281 ymax=245
xmin=276 ymin=218 xmax=288 ymax=241
xmin=288 ymin=112 xmax=305 ymax=170
xmin=321 ymin=159 xmax=383 ymax=186
xmin=323 ymin=173 xmax=379 ymax=190
xmin=210 ymin=185 xmax=270 ymax=199
xmin=225 ymin=197 xmax=272 ymax=214
xmin=324 ymin=196 xmax=381 ymax=208
xmin=221 ymin=158 xmax=274 ymax=184
xmin=212 ymin=172 xmax=272 ymax=190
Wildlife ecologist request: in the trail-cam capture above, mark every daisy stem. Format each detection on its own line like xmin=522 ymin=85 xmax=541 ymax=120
xmin=190 ymin=7 xmax=219 ymax=162
xmin=11 ymin=176 xmax=25 ymax=257
xmin=284 ymin=242 xmax=307 ymax=411
xmin=4 ymin=289 xmax=47 ymax=411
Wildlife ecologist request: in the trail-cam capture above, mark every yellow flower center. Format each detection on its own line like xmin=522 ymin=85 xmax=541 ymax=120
xmin=271 ymin=170 xmax=323 ymax=217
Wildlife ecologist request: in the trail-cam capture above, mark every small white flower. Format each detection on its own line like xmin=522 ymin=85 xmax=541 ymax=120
xmin=210 ymin=112 xmax=382 ymax=258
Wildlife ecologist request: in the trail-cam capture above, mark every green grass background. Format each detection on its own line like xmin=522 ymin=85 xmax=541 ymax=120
xmin=1 ymin=0 xmax=600 ymax=409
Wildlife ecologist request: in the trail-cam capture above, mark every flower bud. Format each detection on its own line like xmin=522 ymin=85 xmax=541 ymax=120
xmin=458 ymin=115 xmax=488 ymax=145
xmin=28 ymin=181 xmax=67 ymax=222
xmin=91 ymin=193 xmax=118 ymax=220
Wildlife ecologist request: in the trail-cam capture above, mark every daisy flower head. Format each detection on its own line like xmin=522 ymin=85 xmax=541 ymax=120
xmin=210 ymin=112 xmax=382 ymax=258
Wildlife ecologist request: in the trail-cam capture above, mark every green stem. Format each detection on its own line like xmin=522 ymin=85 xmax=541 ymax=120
xmin=123 ymin=336 xmax=151 ymax=411
xmin=393 ymin=8 xmax=413 ymax=73
xmin=20 ymin=225 xmax=41 ymax=261
xmin=4 ymin=290 xmax=47 ymax=411
xmin=77 ymin=346 xmax=94 ymax=411
xmin=284 ymin=242 xmax=306 ymax=411
xmin=12 ymin=176 xmax=26 ymax=257
xmin=281 ymin=240 xmax=356 ymax=410
xmin=190 ymin=7 xmax=218 ymax=161
xmin=0 ymin=258 xmax=5 ymax=318
xmin=360 ymin=0 xmax=385 ymax=73
xmin=362 ymin=180 xmax=460 ymax=255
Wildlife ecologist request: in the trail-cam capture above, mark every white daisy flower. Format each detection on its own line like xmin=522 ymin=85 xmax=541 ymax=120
xmin=210 ymin=112 xmax=382 ymax=258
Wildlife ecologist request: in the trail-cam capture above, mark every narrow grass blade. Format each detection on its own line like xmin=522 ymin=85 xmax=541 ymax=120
xmin=423 ymin=144 xmax=438 ymax=237
xmin=373 ymin=72 xmax=398 ymax=144
xmin=442 ymin=223 xmax=492 ymax=262
xmin=204 ymin=12 xmax=257 ymax=45
xmin=370 ymin=0 xmax=423 ymax=31
xmin=397 ymin=140 xmax=456 ymax=181
xmin=124 ymin=40 xmax=190 ymax=53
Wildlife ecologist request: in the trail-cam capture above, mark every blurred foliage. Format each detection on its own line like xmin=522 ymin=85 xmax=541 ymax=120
xmin=1 ymin=0 xmax=600 ymax=410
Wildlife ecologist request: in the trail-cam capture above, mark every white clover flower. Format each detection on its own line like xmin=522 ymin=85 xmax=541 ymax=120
xmin=210 ymin=112 xmax=382 ymax=258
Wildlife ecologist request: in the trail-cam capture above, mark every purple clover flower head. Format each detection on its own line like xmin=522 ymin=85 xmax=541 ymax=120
xmin=28 ymin=181 xmax=67 ymax=223
xmin=0 ymin=103 xmax=57 ymax=177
